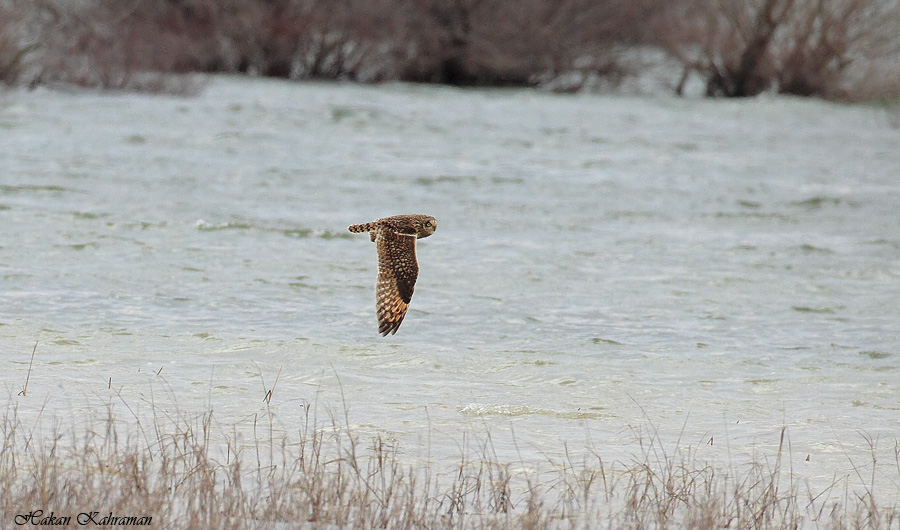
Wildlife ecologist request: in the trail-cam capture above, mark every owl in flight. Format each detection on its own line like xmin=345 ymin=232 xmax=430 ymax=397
xmin=348 ymin=214 xmax=437 ymax=336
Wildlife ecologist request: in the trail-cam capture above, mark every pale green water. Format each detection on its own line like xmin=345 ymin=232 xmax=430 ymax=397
xmin=2 ymin=77 xmax=899 ymax=494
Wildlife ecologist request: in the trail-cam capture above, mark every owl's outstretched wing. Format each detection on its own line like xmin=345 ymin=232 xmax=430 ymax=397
xmin=375 ymin=228 xmax=419 ymax=336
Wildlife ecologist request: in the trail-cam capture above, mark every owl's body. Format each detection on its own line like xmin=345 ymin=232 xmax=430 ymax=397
xmin=348 ymin=214 xmax=437 ymax=336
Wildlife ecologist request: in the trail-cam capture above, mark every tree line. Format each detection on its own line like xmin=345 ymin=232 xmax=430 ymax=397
xmin=1 ymin=0 xmax=898 ymax=100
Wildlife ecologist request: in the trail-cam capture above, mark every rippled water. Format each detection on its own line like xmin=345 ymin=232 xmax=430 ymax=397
xmin=2 ymin=77 xmax=899 ymax=493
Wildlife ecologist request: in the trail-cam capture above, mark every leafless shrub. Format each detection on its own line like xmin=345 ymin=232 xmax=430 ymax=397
xmin=0 ymin=0 xmax=40 ymax=86
xmin=655 ymin=0 xmax=900 ymax=100
xmin=773 ymin=0 xmax=900 ymax=99
xmin=187 ymin=0 xmax=414 ymax=82
xmin=32 ymin=0 xmax=207 ymax=93
xmin=25 ymin=0 xmax=425 ymax=89
xmin=167 ymin=0 xmax=661 ymax=89
xmin=12 ymin=0 xmax=663 ymax=93
xmin=396 ymin=0 xmax=660 ymax=89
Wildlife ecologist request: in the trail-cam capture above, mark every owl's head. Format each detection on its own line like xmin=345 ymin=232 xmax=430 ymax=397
xmin=412 ymin=215 xmax=437 ymax=239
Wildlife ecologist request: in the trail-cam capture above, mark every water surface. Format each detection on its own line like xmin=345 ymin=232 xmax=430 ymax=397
xmin=2 ymin=77 xmax=899 ymax=494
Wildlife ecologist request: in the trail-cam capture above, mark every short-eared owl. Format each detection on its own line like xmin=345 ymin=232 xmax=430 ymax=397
xmin=348 ymin=214 xmax=437 ymax=336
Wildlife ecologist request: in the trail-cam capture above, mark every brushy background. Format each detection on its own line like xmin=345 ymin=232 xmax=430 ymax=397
xmin=1 ymin=0 xmax=899 ymax=100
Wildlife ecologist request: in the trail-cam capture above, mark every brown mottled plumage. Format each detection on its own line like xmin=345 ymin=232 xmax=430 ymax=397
xmin=348 ymin=214 xmax=437 ymax=336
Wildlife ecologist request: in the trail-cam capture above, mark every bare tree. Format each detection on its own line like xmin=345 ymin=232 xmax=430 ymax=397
xmin=775 ymin=0 xmax=900 ymax=98
xmin=655 ymin=0 xmax=900 ymax=99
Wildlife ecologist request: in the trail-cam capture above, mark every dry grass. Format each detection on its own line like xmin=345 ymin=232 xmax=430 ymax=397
xmin=1 ymin=389 xmax=898 ymax=530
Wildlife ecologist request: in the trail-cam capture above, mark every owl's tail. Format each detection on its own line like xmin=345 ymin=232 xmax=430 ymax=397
xmin=348 ymin=222 xmax=377 ymax=234
xmin=348 ymin=222 xmax=379 ymax=242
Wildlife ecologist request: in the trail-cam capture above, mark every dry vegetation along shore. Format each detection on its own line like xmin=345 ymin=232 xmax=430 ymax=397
xmin=2 ymin=386 xmax=898 ymax=529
